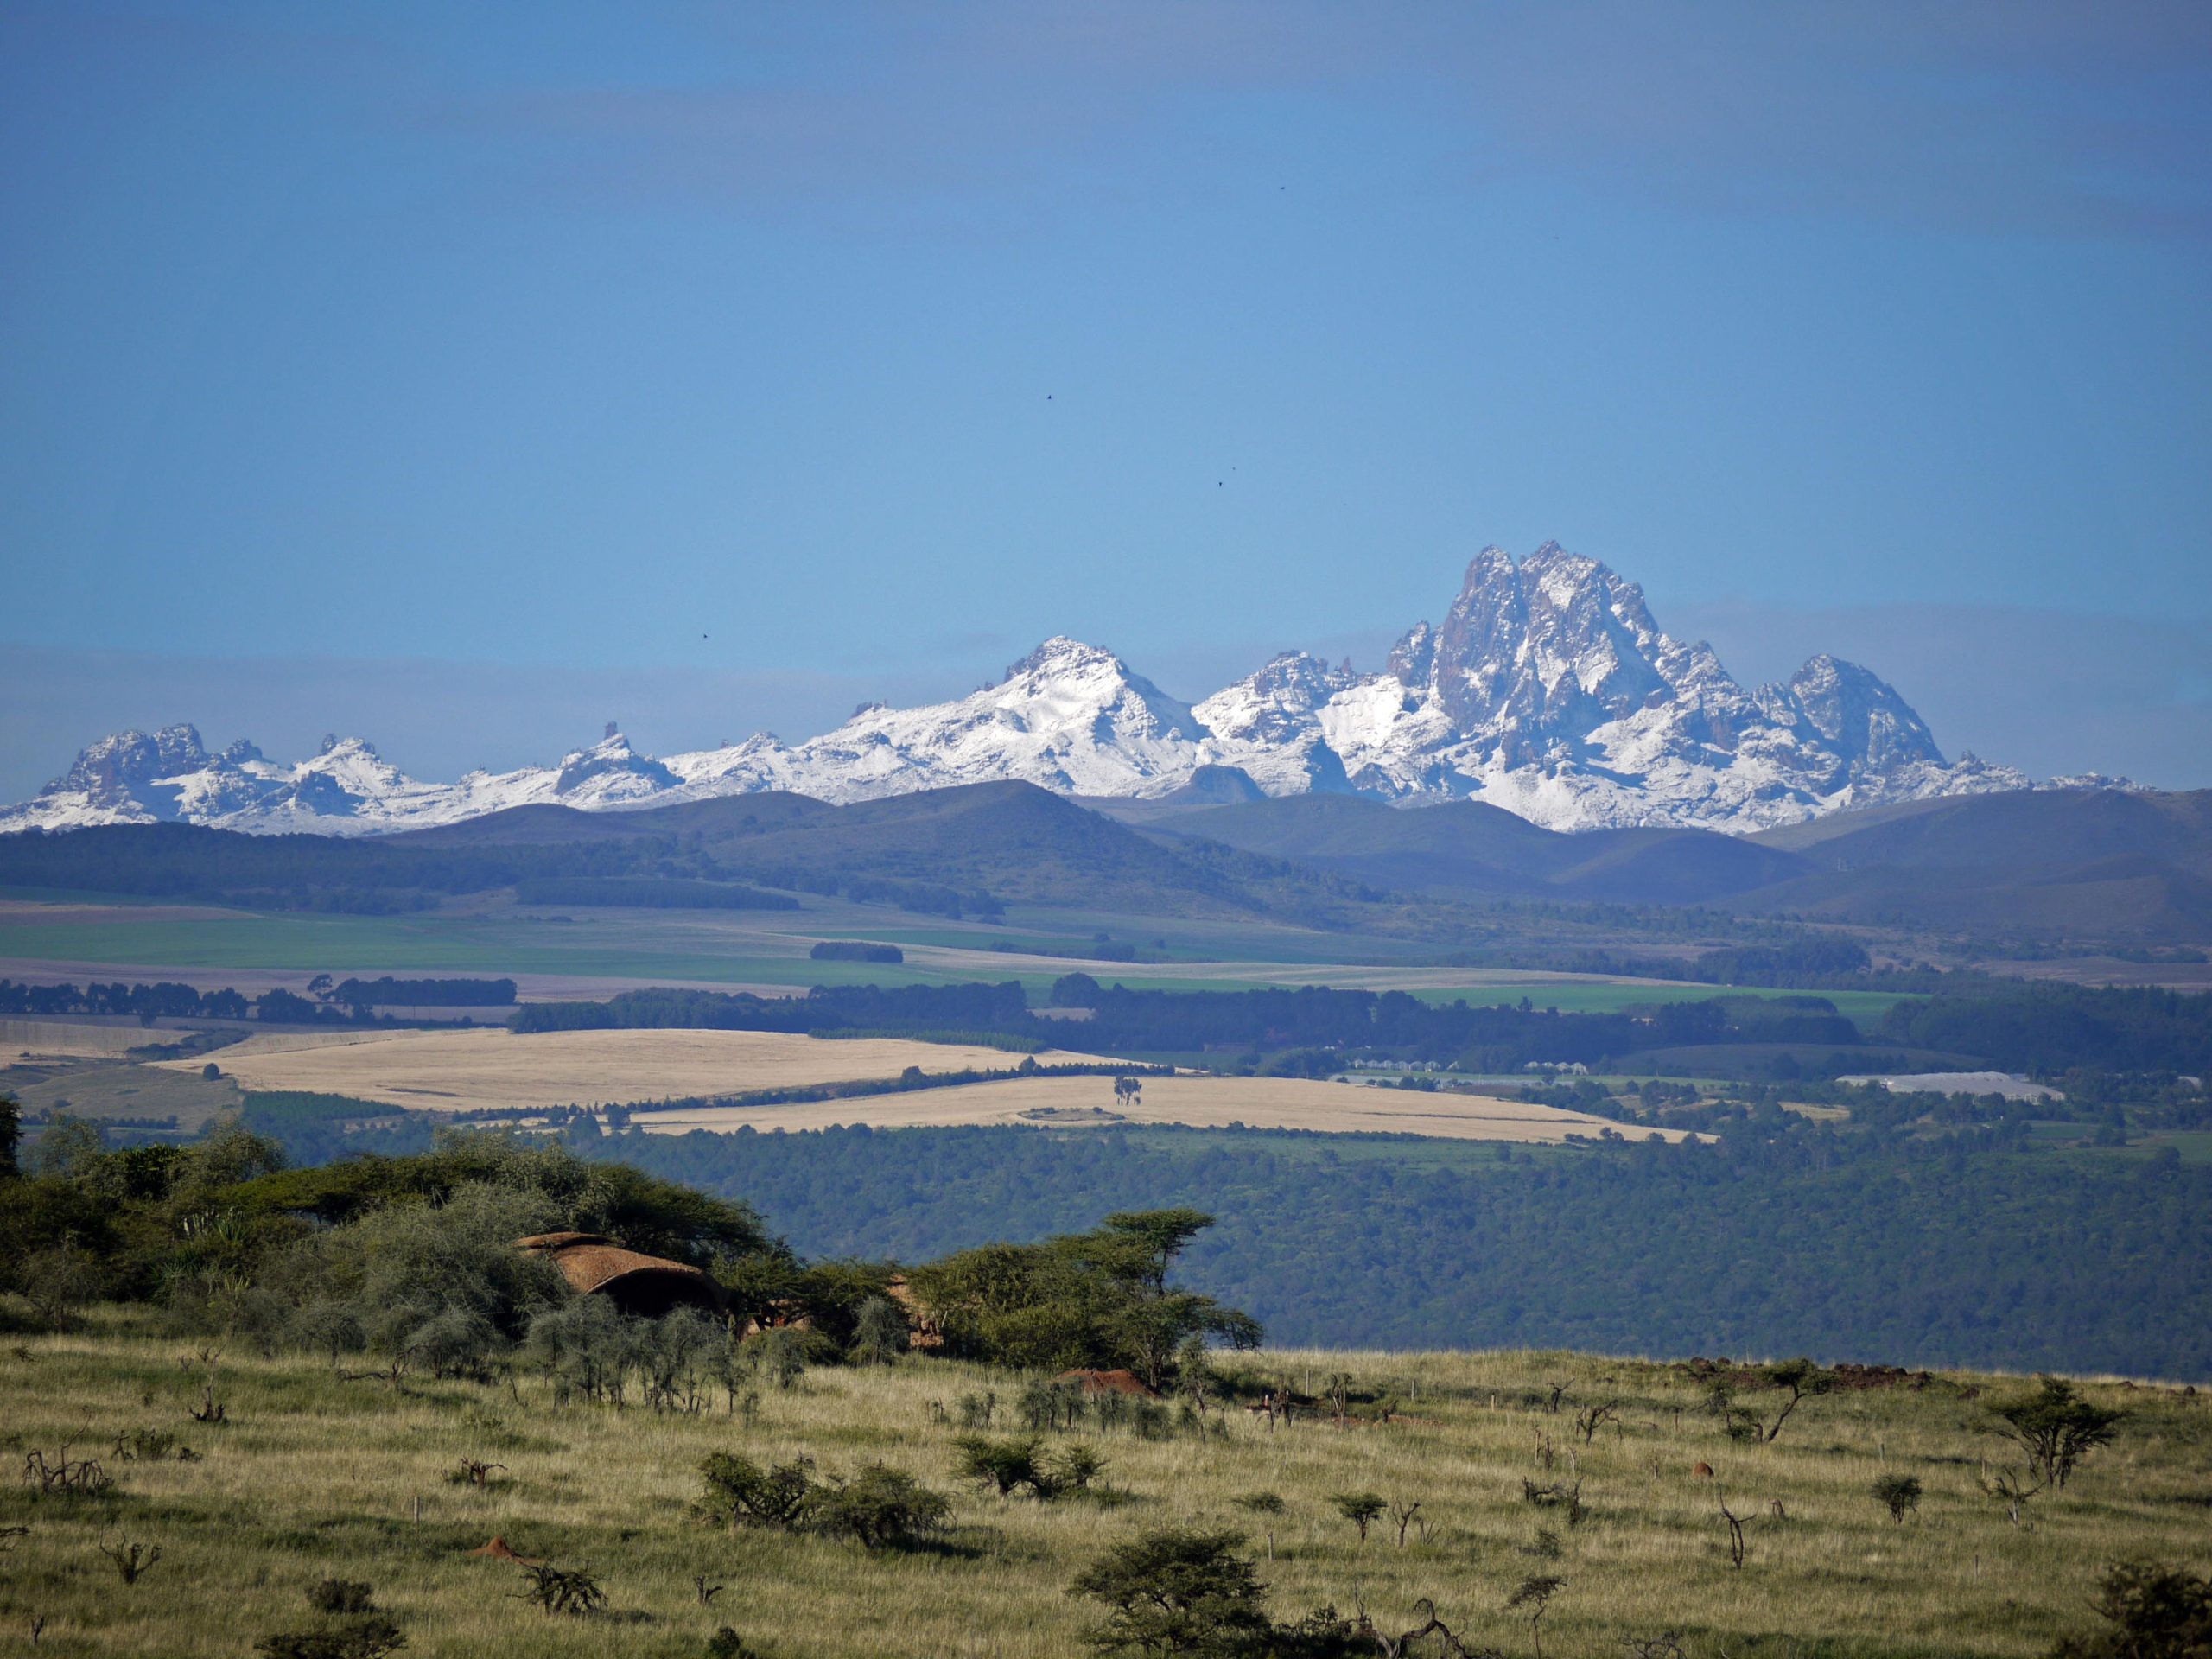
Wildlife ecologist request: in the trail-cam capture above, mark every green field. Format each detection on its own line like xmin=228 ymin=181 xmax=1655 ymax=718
xmin=0 ymin=900 xmax=1916 ymax=1018
xmin=0 ymin=1313 xmax=2199 ymax=1658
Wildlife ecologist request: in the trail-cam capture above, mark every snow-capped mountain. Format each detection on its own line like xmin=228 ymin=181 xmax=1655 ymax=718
xmin=664 ymin=638 xmax=1210 ymax=804
xmin=2 ymin=543 xmax=2056 ymax=838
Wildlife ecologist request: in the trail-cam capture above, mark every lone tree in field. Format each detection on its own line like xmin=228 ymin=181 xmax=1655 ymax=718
xmin=1071 ymin=1528 xmax=1274 ymax=1656
xmin=1755 ymin=1357 xmax=1830 ymax=1442
xmin=1332 ymin=1491 xmax=1386 ymax=1543
xmin=1992 ymin=1376 xmax=2124 ymax=1489
xmin=1504 ymin=1574 xmax=1566 ymax=1659
xmin=1871 ymin=1473 xmax=1922 ymax=1523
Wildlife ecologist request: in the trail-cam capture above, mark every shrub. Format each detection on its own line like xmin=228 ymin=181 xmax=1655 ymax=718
xmin=307 ymin=1580 xmax=377 ymax=1617
xmin=18 ymin=1246 xmax=101 ymax=1332
xmin=809 ymin=1463 xmax=951 ymax=1549
xmin=1052 ymin=1444 xmax=1107 ymax=1494
xmin=696 ymin=1452 xmax=817 ymax=1532
xmin=513 ymin=1562 xmax=606 ymax=1618
xmin=741 ymin=1325 xmax=821 ymax=1391
xmin=2051 ymin=1560 xmax=2212 ymax=1659
xmin=257 ymin=1581 xmax=404 ymax=1659
xmin=254 ymin=1621 xmax=406 ymax=1659
xmin=848 ymin=1295 xmax=909 ymax=1365
xmin=1871 ymin=1473 xmax=1923 ymax=1523
xmin=952 ymin=1433 xmax=1046 ymax=1497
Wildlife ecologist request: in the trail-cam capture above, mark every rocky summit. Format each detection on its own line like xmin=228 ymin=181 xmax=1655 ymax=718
xmin=3 ymin=544 xmax=2039 ymax=837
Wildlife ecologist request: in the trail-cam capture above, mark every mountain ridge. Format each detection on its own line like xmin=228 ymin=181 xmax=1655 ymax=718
xmin=3 ymin=543 xmax=2088 ymax=839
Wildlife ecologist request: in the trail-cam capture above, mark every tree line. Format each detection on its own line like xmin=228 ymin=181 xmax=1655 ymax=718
xmin=507 ymin=975 xmax=2212 ymax=1079
xmin=0 ymin=977 xmax=512 ymax=1023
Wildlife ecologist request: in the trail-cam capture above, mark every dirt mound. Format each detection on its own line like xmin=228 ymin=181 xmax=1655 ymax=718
xmin=467 ymin=1536 xmax=543 ymax=1564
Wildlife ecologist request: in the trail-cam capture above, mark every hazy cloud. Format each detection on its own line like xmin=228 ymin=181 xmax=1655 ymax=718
xmin=424 ymin=1 xmax=2212 ymax=238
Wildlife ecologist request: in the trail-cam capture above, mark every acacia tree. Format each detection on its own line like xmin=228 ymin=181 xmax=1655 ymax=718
xmin=1071 ymin=1528 xmax=1274 ymax=1657
xmin=1099 ymin=1209 xmax=1213 ymax=1296
xmin=1332 ymin=1491 xmax=1385 ymax=1543
xmin=1504 ymin=1575 xmax=1565 ymax=1659
xmin=1756 ymin=1358 xmax=1830 ymax=1442
xmin=1993 ymin=1376 xmax=2124 ymax=1489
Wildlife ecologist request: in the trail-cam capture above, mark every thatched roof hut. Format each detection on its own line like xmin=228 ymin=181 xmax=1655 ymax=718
xmin=516 ymin=1231 xmax=725 ymax=1319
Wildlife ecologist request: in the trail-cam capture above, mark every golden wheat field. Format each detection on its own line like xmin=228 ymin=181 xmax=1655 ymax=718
xmin=1 ymin=1020 xmax=149 ymax=1061
xmin=149 ymin=1027 xmax=1114 ymax=1112
xmin=0 ymin=1316 xmax=2203 ymax=1658
xmin=632 ymin=1072 xmax=1680 ymax=1144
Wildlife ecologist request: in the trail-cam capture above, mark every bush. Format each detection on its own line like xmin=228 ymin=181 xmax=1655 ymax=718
xmin=2051 ymin=1560 xmax=2212 ymax=1659
xmin=254 ymin=1622 xmax=406 ymax=1659
xmin=809 ymin=1463 xmax=951 ymax=1549
xmin=255 ymin=1579 xmax=404 ymax=1658
xmin=952 ymin=1433 xmax=1046 ymax=1497
xmin=848 ymin=1295 xmax=910 ymax=1365
xmin=696 ymin=1452 xmax=817 ymax=1533
xmin=1871 ymin=1473 xmax=1923 ymax=1523
xmin=308 ymin=1580 xmax=377 ymax=1617
xmin=513 ymin=1562 xmax=606 ymax=1618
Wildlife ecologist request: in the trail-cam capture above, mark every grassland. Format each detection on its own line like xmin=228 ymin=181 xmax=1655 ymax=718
xmin=3 ymin=1063 xmax=244 ymax=1133
xmin=126 ymin=1026 xmax=1657 ymax=1142
xmin=0 ymin=892 xmax=1921 ymax=1018
xmin=1 ymin=1020 xmax=150 ymax=1060
xmin=0 ymin=1314 xmax=2202 ymax=1658
xmin=145 ymin=1029 xmax=1114 ymax=1114
xmin=633 ymin=1071 xmax=1681 ymax=1144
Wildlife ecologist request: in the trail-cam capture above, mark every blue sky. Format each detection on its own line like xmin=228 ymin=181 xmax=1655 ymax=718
xmin=3 ymin=1 xmax=2209 ymax=793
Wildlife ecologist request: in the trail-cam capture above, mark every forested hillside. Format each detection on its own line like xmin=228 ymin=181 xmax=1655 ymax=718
xmin=591 ymin=1120 xmax=2211 ymax=1377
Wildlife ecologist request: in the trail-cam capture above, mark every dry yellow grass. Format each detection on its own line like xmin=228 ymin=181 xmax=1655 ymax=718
xmin=0 ymin=1019 xmax=148 ymax=1060
xmin=0 ymin=1317 xmax=2202 ymax=1658
xmin=635 ymin=1072 xmax=1691 ymax=1143
xmin=150 ymin=1027 xmax=1113 ymax=1112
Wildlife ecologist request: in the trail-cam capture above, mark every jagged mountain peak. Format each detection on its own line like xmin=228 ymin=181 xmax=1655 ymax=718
xmin=2 ymin=544 xmax=2053 ymax=837
xmin=1776 ymin=653 xmax=1948 ymax=772
xmin=1002 ymin=634 xmax=1122 ymax=682
xmin=1240 ymin=651 xmax=1358 ymax=703
xmin=1387 ymin=621 xmax=1436 ymax=688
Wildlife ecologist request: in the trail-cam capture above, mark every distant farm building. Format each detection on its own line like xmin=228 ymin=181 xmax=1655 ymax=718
xmin=516 ymin=1231 xmax=725 ymax=1319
